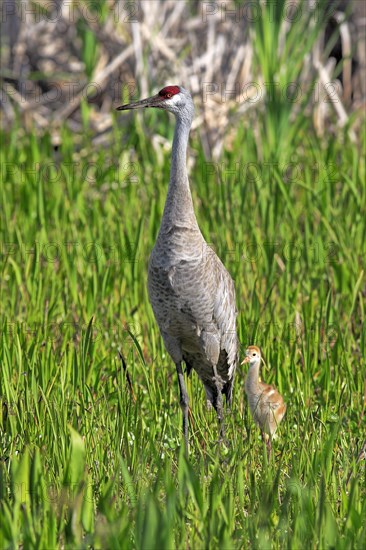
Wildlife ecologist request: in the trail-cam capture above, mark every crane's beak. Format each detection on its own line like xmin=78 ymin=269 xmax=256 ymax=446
xmin=241 ymin=356 xmax=250 ymax=365
xmin=116 ymin=94 xmax=164 ymax=111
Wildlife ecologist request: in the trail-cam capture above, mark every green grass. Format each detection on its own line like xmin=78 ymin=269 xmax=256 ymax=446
xmin=1 ymin=2 xmax=366 ymax=546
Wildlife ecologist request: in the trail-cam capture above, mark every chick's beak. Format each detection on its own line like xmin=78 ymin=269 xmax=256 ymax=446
xmin=241 ymin=356 xmax=250 ymax=365
xmin=116 ymin=94 xmax=163 ymax=111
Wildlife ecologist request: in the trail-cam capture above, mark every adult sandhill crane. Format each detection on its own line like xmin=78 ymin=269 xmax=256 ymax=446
xmin=117 ymin=86 xmax=238 ymax=451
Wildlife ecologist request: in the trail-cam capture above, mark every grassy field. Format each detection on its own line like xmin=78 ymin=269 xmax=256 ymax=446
xmin=1 ymin=4 xmax=366 ymax=549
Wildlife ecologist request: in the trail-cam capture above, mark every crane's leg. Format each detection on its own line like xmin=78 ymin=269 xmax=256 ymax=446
xmin=176 ymin=362 xmax=189 ymax=453
xmin=261 ymin=430 xmax=272 ymax=460
xmin=213 ymin=365 xmax=225 ymax=442
xmin=266 ymin=437 xmax=272 ymax=460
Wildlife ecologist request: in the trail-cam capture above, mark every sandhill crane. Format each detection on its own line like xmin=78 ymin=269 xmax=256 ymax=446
xmin=117 ymin=86 xmax=238 ymax=451
xmin=242 ymin=346 xmax=286 ymax=456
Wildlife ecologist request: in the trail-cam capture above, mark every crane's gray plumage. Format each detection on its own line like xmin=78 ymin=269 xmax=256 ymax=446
xmin=117 ymin=86 xmax=239 ymax=450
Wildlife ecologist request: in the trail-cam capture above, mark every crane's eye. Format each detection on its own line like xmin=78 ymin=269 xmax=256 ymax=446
xmin=166 ymin=93 xmax=172 ymax=98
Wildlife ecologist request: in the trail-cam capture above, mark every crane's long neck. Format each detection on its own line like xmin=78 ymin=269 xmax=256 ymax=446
xmin=160 ymin=115 xmax=198 ymax=231
xmin=245 ymin=362 xmax=261 ymax=395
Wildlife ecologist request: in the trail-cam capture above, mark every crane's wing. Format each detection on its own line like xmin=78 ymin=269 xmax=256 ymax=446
xmin=211 ymin=253 xmax=239 ymax=401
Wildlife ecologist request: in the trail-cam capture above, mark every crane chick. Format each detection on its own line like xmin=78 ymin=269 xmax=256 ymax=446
xmin=242 ymin=346 xmax=286 ymax=456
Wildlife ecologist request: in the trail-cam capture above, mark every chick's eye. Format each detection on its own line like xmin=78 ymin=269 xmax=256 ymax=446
xmin=253 ymin=353 xmax=256 ymax=356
